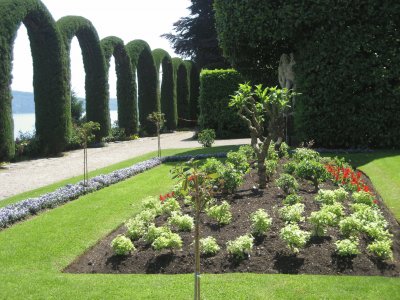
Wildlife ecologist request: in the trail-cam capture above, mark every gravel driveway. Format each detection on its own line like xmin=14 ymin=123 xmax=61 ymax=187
xmin=0 ymin=131 xmax=250 ymax=200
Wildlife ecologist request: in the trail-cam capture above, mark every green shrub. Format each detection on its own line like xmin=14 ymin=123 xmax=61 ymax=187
xmin=111 ymin=235 xmax=135 ymax=255
xmin=198 ymin=69 xmax=247 ymax=138
xmin=276 ymin=174 xmax=299 ymax=195
xmin=333 ymin=188 xmax=349 ymax=202
xmin=352 ymin=191 xmax=375 ymax=206
xmin=363 ymin=223 xmax=392 ymax=241
xmin=136 ymin=209 xmax=157 ymax=224
xmin=200 ymin=236 xmax=220 ymax=256
xmin=367 ymin=239 xmax=393 ymax=260
xmin=283 ymin=194 xmax=303 ymax=205
xmin=265 ymin=160 xmax=278 ymax=182
xmin=283 ymin=162 xmax=297 ymax=175
xmin=267 ymin=141 xmax=279 ymax=161
xmin=219 ymin=163 xmax=244 ymax=193
xmin=198 ymin=129 xmax=216 ymax=147
xmin=200 ymin=157 xmax=224 ymax=175
xmin=227 ymin=151 xmax=250 ymax=174
xmin=309 ymin=208 xmax=338 ymax=237
xmin=152 ymin=231 xmax=183 ymax=251
xmin=206 ymin=201 xmax=232 ymax=225
xmin=335 ymin=238 xmax=360 ymax=257
xmin=226 ymin=235 xmax=254 ymax=259
xmin=279 ymin=142 xmax=290 ymax=158
xmin=293 ymin=148 xmax=320 ymax=162
xmin=125 ymin=218 xmax=146 ymax=240
xmin=250 ymin=209 xmax=272 ymax=236
xmin=143 ymin=224 xmax=171 ymax=244
xmin=339 ymin=216 xmax=362 ymax=237
xmin=315 ymin=189 xmax=337 ymax=205
xmin=238 ymin=145 xmax=255 ymax=161
xmin=279 ymin=203 xmax=305 ymax=223
xmin=142 ymin=197 xmax=163 ymax=215
xmin=295 ymin=159 xmax=327 ymax=190
xmin=161 ymin=198 xmax=181 ymax=216
xmin=280 ymin=223 xmax=310 ymax=253
xmin=168 ymin=212 xmax=194 ymax=231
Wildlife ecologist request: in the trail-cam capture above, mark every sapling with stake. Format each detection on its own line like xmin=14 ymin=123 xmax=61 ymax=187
xmin=147 ymin=112 xmax=165 ymax=157
xmin=171 ymin=159 xmax=219 ymax=300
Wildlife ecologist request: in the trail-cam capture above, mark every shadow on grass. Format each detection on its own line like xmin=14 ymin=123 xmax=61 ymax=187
xmin=321 ymin=150 xmax=400 ymax=168
xmin=162 ymin=145 xmax=243 ymax=167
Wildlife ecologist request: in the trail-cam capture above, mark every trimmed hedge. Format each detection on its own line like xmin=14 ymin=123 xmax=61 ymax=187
xmin=101 ymin=36 xmax=138 ymax=135
xmin=0 ymin=0 xmax=69 ymax=160
xmin=173 ymin=58 xmax=190 ymax=128
xmin=184 ymin=60 xmax=200 ymax=122
xmin=125 ymin=40 xmax=158 ymax=135
xmin=198 ymin=69 xmax=247 ymax=138
xmin=57 ymin=16 xmax=110 ymax=140
xmin=152 ymin=49 xmax=174 ymax=130
xmin=214 ymin=0 xmax=400 ymax=148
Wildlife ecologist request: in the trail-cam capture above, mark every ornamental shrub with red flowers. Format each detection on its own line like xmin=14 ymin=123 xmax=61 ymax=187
xmin=159 ymin=192 xmax=174 ymax=203
xmin=325 ymin=164 xmax=379 ymax=205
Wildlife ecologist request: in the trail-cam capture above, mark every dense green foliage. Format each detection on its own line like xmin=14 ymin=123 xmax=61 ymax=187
xmin=214 ymin=0 xmax=400 ymax=148
xmin=152 ymin=49 xmax=174 ymax=130
xmin=57 ymin=16 xmax=110 ymax=140
xmin=162 ymin=0 xmax=229 ymax=69
xmin=184 ymin=60 xmax=200 ymax=122
xmin=0 ymin=0 xmax=69 ymax=160
xmin=101 ymin=36 xmax=137 ymax=135
xmin=198 ymin=69 xmax=247 ymax=138
xmin=173 ymin=58 xmax=190 ymax=128
xmin=125 ymin=40 xmax=159 ymax=135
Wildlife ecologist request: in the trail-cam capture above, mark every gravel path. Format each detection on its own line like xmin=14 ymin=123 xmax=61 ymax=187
xmin=0 ymin=131 xmax=250 ymax=200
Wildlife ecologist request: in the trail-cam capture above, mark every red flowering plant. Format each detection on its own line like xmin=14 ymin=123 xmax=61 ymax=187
xmin=159 ymin=192 xmax=175 ymax=203
xmin=324 ymin=161 xmax=379 ymax=206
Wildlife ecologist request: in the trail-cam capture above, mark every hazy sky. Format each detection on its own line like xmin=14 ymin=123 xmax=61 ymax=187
xmin=11 ymin=0 xmax=191 ymax=98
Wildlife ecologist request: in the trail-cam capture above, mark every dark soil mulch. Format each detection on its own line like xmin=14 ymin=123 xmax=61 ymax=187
xmin=64 ymin=163 xmax=400 ymax=276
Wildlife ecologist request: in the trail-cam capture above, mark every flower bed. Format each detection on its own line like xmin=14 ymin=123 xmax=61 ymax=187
xmin=0 ymin=153 xmax=227 ymax=229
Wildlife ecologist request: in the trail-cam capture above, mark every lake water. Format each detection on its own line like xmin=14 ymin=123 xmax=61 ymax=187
xmin=13 ymin=111 xmax=118 ymax=138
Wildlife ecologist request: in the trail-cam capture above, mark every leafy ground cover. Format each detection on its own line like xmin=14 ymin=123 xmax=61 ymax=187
xmin=65 ymin=151 xmax=400 ymax=277
xmin=0 ymin=147 xmax=399 ymax=299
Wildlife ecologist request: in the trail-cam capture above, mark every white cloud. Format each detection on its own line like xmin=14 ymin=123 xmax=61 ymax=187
xmin=11 ymin=0 xmax=190 ymax=98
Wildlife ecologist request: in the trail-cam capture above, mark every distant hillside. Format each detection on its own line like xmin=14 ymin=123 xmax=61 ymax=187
xmin=12 ymin=91 xmax=118 ymax=113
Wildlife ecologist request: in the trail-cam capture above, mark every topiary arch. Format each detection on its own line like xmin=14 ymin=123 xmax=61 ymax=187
xmin=152 ymin=48 xmax=174 ymax=130
xmin=0 ymin=0 xmax=69 ymax=160
xmin=101 ymin=36 xmax=138 ymax=135
xmin=57 ymin=16 xmax=110 ymax=140
xmin=172 ymin=58 xmax=189 ymax=128
xmin=184 ymin=60 xmax=200 ymax=122
xmin=125 ymin=40 xmax=158 ymax=135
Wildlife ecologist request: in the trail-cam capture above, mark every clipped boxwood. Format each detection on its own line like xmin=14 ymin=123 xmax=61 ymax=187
xmin=125 ymin=40 xmax=158 ymax=135
xmin=152 ymin=49 xmax=174 ymax=130
xmin=0 ymin=0 xmax=70 ymax=160
xmin=57 ymin=16 xmax=110 ymax=140
xmin=184 ymin=60 xmax=200 ymax=122
xmin=198 ymin=69 xmax=248 ymax=138
xmin=101 ymin=36 xmax=138 ymax=135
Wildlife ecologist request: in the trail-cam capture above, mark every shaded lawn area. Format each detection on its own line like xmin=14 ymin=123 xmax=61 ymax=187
xmin=0 ymin=147 xmax=399 ymax=299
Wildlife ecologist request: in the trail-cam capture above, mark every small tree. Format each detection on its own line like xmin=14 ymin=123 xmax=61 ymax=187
xmin=147 ymin=112 xmax=165 ymax=157
xmin=229 ymin=83 xmax=293 ymax=188
xmin=77 ymin=122 xmax=100 ymax=186
xmin=171 ymin=159 xmax=218 ymax=300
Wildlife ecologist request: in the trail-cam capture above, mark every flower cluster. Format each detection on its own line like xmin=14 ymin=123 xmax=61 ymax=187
xmin=325 ymin=164 xmax=378 ymax=205
xmin=159 ymin=192 xmax=174 ymax=202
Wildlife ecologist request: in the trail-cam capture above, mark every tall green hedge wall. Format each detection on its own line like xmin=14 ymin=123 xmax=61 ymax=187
xmin=57 ymin=16 xmax=110 ymax=140
xmin=0 ymin=0 xmax=198 ymax=160
xmin=198 ymin=69 xmax=247 ymax=138
xmin=101 ymin=36 xmax=137 ymax=135
xmin=184 ymin=60 xmax=200 ymax=121
xmin=152 ymin=49 xmax=174 ymax=130
xmin=214 ymin=0 xmax=400 ymax=148
xmin=125 ymin=40 xmax=159 ymax=135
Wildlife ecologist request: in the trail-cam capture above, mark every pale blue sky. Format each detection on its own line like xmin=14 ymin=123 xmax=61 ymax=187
xmin=11 ymin=0 xmax=190 ymax=98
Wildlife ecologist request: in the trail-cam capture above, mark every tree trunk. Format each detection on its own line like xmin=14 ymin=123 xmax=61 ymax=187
xmin=257 ymin=154 xmax=267 ymax=189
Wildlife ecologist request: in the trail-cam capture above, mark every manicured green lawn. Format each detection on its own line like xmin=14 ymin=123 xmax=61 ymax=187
xmin=0 ymin=148 xmax=398 ymax=299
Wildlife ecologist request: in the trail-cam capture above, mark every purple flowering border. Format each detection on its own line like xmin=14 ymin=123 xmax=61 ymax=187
xmin=0 ymin=153 xmax=227 ymax=229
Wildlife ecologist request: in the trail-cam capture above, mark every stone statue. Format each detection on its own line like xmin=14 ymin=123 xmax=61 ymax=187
xmin=278 ymin=53 xmax=295 ymax=90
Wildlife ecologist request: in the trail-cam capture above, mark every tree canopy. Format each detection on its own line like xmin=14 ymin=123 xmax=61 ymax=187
xmin=163 ymin=0 xmax=229 ymax=70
